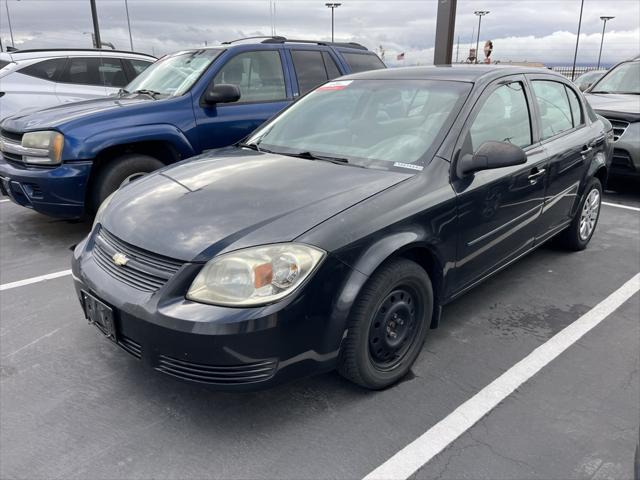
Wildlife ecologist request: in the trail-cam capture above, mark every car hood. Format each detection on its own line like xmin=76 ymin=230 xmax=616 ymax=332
xmin=0 ymin=95 xmax=154 ymax=132
xmin=585 ymin=93 xmax=640 ymax=122
xmin=100 ymin=149 xmax=412 ymax=261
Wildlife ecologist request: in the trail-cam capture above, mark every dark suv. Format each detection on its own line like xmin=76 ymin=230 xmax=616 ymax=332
xmin=0 ymin=37 xmax=385 ymax=218
xmin=585 ymin=57 xmax=639 ymax=181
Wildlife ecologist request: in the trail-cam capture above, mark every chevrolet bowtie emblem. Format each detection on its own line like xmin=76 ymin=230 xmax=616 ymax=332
xmin=112 ymin=252 xmax=129 ymax=266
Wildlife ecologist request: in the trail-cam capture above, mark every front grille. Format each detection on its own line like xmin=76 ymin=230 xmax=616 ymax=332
xmin=1 ymin=151 xmax=22 ymax=163
xmin=156 ymin=355 xmax=278 ymax=385
xmin=0 ymin=129 xmax=23 ymax=143
xmin=611 ymin=149 xmax=634 ymax=173
xmin=607 ymin=119 xmax=630 ymax=142
xmin=93 ymin=228 xmax=184 ymax=293
xmin=118 ymin=335 xmax=142 ymax=359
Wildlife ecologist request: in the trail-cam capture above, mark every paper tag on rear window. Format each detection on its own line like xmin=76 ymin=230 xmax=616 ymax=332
xmin=318 ymin=80 xmax=353 ymax=91
xmin=393 ymin=162 xmax=424 ymax=171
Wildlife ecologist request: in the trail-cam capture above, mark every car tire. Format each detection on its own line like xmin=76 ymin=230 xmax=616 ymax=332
xmin=89 ymin=154 xmax=164 ymax=214
xmin=338 ymin=258 xmax=433 ymax=390
xmin=556 ymin=177 xmax=603 ymax=251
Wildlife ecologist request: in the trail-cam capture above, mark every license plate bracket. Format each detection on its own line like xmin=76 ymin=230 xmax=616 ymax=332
xmin=81 ymin=291 xmax=117 ymax=342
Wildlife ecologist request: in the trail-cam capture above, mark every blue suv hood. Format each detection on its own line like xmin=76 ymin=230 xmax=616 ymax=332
xmin=1 ymin=95 xmax=154 ymax=132
xmin=100 ymin=148 xmax=411 ymax=261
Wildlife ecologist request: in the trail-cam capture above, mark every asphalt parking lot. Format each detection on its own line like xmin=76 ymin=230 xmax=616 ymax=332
xmin=1 ymin=187 xmax=638 ymax=480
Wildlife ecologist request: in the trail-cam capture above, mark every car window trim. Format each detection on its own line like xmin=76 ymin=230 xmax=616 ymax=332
xmin=203 ymin=48 xmax=290 ymax=107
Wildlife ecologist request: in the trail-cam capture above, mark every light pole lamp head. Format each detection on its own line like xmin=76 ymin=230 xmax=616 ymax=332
xmin=600 ymin=16 xmax=614 ymax=22
xmin=325 ymin=2 xmax=342 ymax=8
xmin=474 ymin=10 xmax=490 ymax=17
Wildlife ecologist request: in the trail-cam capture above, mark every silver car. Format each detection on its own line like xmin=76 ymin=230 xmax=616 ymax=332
xmin=584 ymin=57 xmax=640 ymax=182
xmin=0 ymin=48 xmax=155 ymax=120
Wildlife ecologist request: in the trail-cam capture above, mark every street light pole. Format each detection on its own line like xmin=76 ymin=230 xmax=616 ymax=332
xmin=597 ymin=16 xmax=614 ymax=70
xmin=89 ymin=0 xmax=102 ymax=49
xmin=124 ymin=0 xmax=134 ymax=50
xmin=474 ymin=10 xmax=489 ymax=64
xmin=325 ymin=3 xmax=341 ymax=42
xmin=570 ymin=0 xmax=585 ymax=81
xmin=5 ymin=0 xmax=15 ymax=48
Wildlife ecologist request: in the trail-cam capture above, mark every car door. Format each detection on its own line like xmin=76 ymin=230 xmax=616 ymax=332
xmin=451 ymin=75 xmax=547 ymax=291
xmin=527 ymin=76 xmax=597 ymax=239
xmin=55 ymin=56 xmax=108 ymax=103
xmin=193 ymin=48 xmax=292 ymax=149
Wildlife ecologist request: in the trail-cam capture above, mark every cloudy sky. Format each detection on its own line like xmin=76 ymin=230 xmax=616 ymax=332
xmin=1 ymin=0 xmax=638 ymax=66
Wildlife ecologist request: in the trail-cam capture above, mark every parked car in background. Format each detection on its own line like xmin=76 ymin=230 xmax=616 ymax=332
xmin=585 ymin=57 xmax=640 ymax=182
xmin=0 ymin=37 xmax=385 ymax=218
xmin=72 ymin=65 xmax=612 ymax=390
xmin=574 ymin=69 xmax=607 ymax=91
xmin=0 ymin=48 xmax=155 ymax=120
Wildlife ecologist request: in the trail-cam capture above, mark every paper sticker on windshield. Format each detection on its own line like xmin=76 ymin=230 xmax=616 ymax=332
xmin=318 ymin=80 xmax=353 ymax=91
xmin=393 ymin=162 xmax=424 ymax=171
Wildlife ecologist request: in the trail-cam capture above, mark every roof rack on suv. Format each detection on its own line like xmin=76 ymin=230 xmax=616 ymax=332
xmin=222 ymin=36 xmax=368 ymax=51
xmin=8 ymin=48 xmax=156 ymax=58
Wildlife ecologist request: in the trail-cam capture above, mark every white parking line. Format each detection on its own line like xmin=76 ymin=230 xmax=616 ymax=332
xmin=364 ymin=273 xmax=640 ymax=480
xmin=0 ymin=199 xmax=10 ymax=203
xmin=0 ymin=269 xmax=72 ymax=292
xmin=602 ymin=201 xmax=640 ymax=212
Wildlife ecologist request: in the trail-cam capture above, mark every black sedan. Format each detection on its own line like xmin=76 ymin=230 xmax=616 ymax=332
xmin=72 ymin=65 xmax=613 ymax=390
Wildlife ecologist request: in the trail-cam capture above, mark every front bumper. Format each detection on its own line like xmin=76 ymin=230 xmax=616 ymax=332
xmin=0 ymin=156 xmax=92 ymax=218
xmin=71 ymin=232 xmax=364 ymax=390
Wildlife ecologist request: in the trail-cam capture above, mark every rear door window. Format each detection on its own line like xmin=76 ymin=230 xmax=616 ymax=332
xmin=59 ymin=57 xmax=101 ymax=86
xmin=564 ymin=85 xmax=584 ymax=127
xmin=291 ymin=50 xmax=331 ymax=95
xmin=322 ymin=52 xmax=342 ymax=79
xmin=99 ymin=58 xmax=128 ymax=87
xmin=532 ymin=80 xmax=574 ymax=140
xmin=341 ymin=52 xmax=386 ymax=73
xmin=19 ymin=58 xmax=67 ymax=81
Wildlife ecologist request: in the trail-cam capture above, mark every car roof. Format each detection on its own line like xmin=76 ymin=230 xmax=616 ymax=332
xmin=3 ymin=49 xmax=156 ymax=62
xmin=341 ymin=64 xmax=565 ymax=83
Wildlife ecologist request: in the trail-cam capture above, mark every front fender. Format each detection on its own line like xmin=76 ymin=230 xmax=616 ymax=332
xmin=63 ymin=124 xmax=197 ymax=160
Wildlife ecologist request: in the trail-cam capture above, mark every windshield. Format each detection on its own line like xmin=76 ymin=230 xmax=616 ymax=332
xmin=125 ymin=49 xmax=222 ymax=96
xmin=245 ymin=79 xmax=471 ymax=171
xmin=590 ymin=61 xmax=639 ymax=94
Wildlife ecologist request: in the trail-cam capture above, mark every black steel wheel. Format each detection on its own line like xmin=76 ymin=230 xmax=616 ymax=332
xmin=338 ymin=258 xmax=433 ymax=389
xmin=367 ymin=286 xmax=422 ymax=371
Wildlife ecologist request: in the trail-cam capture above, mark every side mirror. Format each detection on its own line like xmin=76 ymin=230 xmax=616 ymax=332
xmin=458 ymin=141 xmax=527 ymax=176
xmin=579 ymin=82 xmax=591 ymax=92
xmin=202 ymin=83 xmax=241 ymax=105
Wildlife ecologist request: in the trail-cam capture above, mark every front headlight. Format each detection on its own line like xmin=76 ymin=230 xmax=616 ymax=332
xmin=92 ymin=191 xmax=116 ymax=229
xmin=21 ymin=131 xmax=64 ymax=165
xmin=187 ymin=243 xmax=326 ymax=307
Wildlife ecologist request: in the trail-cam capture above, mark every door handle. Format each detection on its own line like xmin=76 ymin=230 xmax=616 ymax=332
xmin=528 ymin=168 xmax=546 ymax=183
xmin=580 ymin=146 xmax=593 ymax=155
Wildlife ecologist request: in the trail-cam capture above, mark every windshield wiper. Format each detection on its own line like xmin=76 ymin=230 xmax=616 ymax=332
xmin=117 ymin=88 xmax=129 ymax=96
xmin=132 ymin=89 xmax=163 ymax=99
xmin=237 ymin=142 xmax=261 ymax=151
xmin=284 ymin=150 xmax=359 ymax=166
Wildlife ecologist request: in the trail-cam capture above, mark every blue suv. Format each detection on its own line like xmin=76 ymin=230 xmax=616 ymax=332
xmin=0 ymin=37 xmax=385 ymax=218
